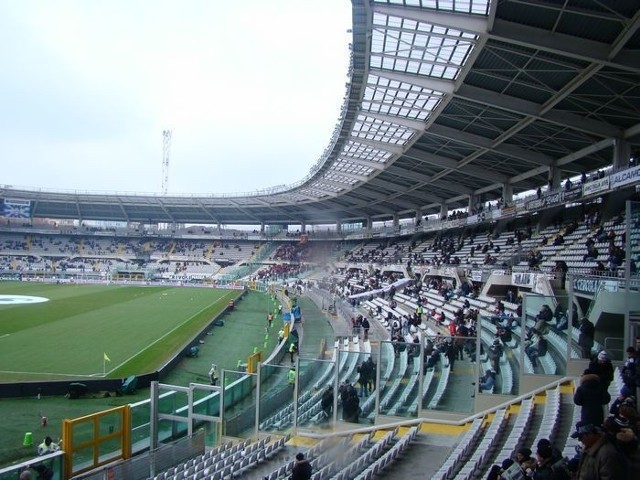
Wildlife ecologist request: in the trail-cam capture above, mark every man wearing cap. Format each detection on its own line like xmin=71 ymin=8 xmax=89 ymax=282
xmin=572 ymin=421 xmax=626 ymax=479
xmin=291 ymin=452 xmax=312 ymax=480
xmin=609 ymin=384 xmax=636 ymax=417
xmin=588 ymin=351 xmax=614 ymax=390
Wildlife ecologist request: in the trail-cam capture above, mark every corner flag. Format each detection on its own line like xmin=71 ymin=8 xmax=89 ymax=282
xmin=103 ymin=352 xmax=111 ymax=362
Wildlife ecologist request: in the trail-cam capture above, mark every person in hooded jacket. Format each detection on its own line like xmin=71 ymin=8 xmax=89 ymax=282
xmin=291 ymin=452 xmax=312 ymax=480
xmin=588 ymin=350 xmax=614 ymax=390
xmin=574 ymin=369 xmax=611 ymax=426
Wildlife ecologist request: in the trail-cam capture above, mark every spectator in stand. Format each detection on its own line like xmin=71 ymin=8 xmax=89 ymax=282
xmin=320 ymin=387 xmax=333 ymax=421
xmin=525 ymin=331 xmax=548 ymax=368
xmin=553 ymin=304 xmax=568 ymax=331
xmin=553 ymin=234 xmax=565 ymax=246
xmin=533 ymin=443 xmax=568 ymax=479
xmin=564 ymin=177 xmax=573 ymax=191
xmin=487 ymin=339 xmax=503 ymax=374
xmin=554 ymin=260 xmax=568 ymax=289
xmin=574 ymin=370 xmax=611 ymax=426
xmin=589 ymin=351 xmax=614 ymax=390
xmin=291 ymin=453 xmax=313 ymax=480
xmin=609 ymin=385 xmax=635 ymax=417
xmin=532 ymin=304 xmax=553 ymax=336
xmin=578 ymin=317 xmax=595 ymax=359
xmin=357 ymin=361 xmax=370 ymax=398
xmin=497 ymin=325 xmax=512 ymax=344
xmin=621 ymin=346 xmax=640 ymax=394
xmin=361 ymin=317 xmax=370 ymax=341
xmin=425 ymin=349 xmax=440 ymax=371
xmin=590 ymin=260 xmax=606 ymax=275
xmin=602 ymin=414 xmax=639 ymax=469
xmin=364 ymin=356 xmax=376 ymax=394
xmin=572 ymin=421 xmax=626 ymax=479
xmin=583 ymin=244 xmax=599 ymax=262
xmin=478 ymin=369 xmax=496 ymax=392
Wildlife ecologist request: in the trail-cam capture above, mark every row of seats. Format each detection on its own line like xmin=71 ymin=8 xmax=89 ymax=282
xmin=153 ymin=434 xmax=287 ymax=480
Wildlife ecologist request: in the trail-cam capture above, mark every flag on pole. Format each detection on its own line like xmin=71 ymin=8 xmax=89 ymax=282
xmin=103 ymin=352 xmax=111 ymax=362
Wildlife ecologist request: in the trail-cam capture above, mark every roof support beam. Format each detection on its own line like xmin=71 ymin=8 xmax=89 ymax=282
xmin=455 ymin=84 xmax=621 ymax=138
xmin=329 ymin=170 xmax=369 ymax=182
xmin=404 ymin=149 xmax=508 ymax=183
xmin=117 ymin=198 xmax=130 ymax=222
xmin=490 ymin=18 xmax=640 ymax=73
xmin=369 ymin=68 xmax=455 ymax=95
xmin=195 ymin=200 xmax=219 ymax=223
xmin=556 ymin=138 xmax=615 ymax=167
xmin=371 ymin=4 xmax=489 ymax=35
xmin=361 ymin=111 xmax=426 ymax=131
xmin=314 ymin=178 xmax=351 ymax=190
xmin=624 ymin=121 xmax=640 ymax=140
xmin=305 ymin=184 xmax=341 ymax=196
xmin=427 ymin=123 xmax=554 ymax=166
xmin=227 ymin=200 xmax=261 ymax=223
xmin=351 ymin=136 xmax=405 ymax=155
xmin=386 ymin=165 xmax=472 ymax=195
xmin=342 ymin=156 xmax=386 ymax=170
xmin=156 ymin=200 xmax=176 ymax=223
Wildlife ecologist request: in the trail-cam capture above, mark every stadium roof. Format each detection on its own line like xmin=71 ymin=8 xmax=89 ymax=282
xmin=2 ymin=0 xmax=640 ymax=226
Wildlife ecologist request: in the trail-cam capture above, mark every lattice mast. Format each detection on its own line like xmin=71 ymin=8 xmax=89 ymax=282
xmin=161 ymin=129 xmax=172 ymax=194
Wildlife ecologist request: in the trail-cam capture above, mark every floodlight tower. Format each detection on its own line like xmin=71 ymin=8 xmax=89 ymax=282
xmin=162 ymin=129 xmax=172 ymax=194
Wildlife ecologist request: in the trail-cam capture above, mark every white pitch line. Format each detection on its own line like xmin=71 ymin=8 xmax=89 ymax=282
xmin=104 ymin=290 xmax=238 ymax=375
xmin=0 ymin=370 xmax=100 ymax=378
xmin=0 ymin=334 xmax=9 ymax=339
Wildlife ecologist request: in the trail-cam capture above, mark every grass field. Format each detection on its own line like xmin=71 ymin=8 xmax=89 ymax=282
xmin=0 ymin=284 xmax=284 ymax=467
xmin=0 ymin=282 xmax=240 ymax=382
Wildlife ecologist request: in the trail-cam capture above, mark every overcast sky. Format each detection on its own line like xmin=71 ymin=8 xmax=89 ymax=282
xmin=0 ymin=0 xmax=352 ymax=195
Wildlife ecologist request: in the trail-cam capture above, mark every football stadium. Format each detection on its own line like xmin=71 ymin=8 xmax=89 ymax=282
xmin=1 ymin=1 xmax=640 ymax=479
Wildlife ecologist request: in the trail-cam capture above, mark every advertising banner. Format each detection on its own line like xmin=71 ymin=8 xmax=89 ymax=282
xmin=582 ymin=177 xmax=610 ymax=196
xmin=501 ymin=206 xmax=517 ymax=218
xmin=525 ymin=189 xmax=581 ymax=211
xmin=610 ymin=165 xmax=640 ymax=189
xmin=512 ymin=272 xmax=535 ymax=287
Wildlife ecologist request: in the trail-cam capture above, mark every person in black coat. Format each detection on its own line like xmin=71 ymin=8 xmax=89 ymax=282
xmin=573 ymin=371 xmax=610 ymax=426
xmin=291 ymin=453 xmax=313 ymax=480
xmin=320 ymin=387 xmax=333 ymax=420
xmin=578 ymin=317 xmax=595 ymax=359
xmin=588 ymin=351 xmax=614 ymax=390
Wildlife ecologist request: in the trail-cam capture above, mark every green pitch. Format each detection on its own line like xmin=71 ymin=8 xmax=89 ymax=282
xmin=0 ymin=282 xmax=239 ymax=382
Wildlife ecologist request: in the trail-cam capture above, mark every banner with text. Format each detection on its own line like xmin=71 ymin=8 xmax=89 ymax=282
xmin=526 ymin=188 xmax=581 ymax=211
xmin=582 ymin=177 xmax=610 ymax=196
xmin=610 ymin=165 xmax=640 ymax=189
